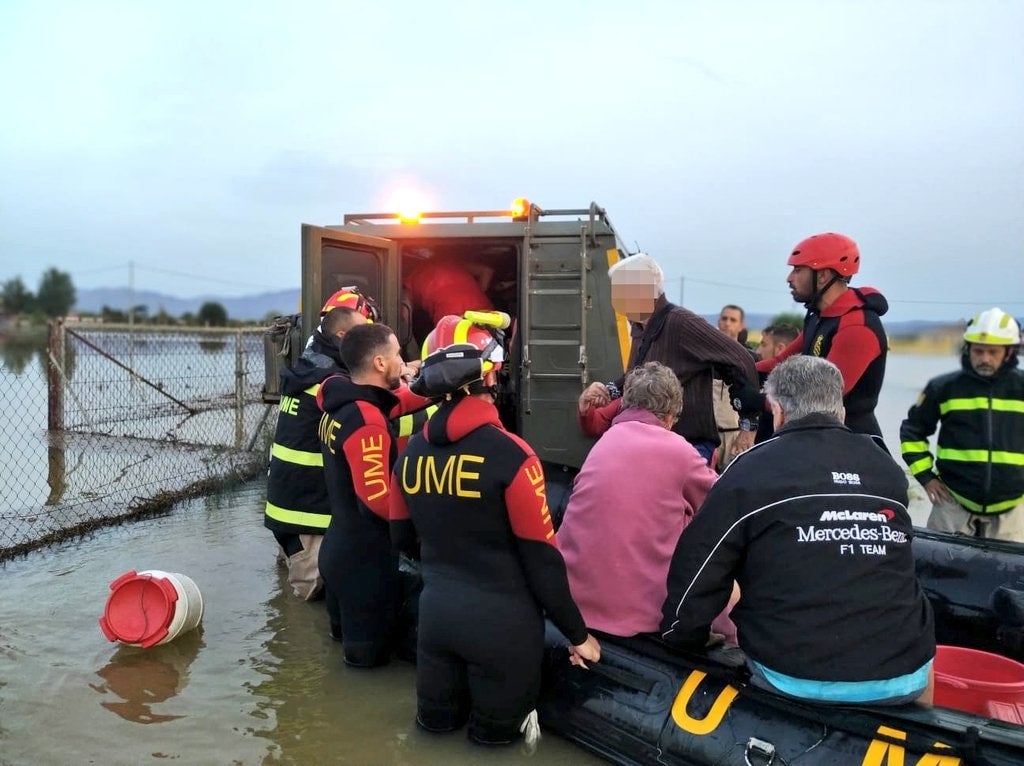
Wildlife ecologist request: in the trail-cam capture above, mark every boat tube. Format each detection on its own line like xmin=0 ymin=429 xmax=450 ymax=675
xmin=539 ymin=628 xmax=1024 ymax=766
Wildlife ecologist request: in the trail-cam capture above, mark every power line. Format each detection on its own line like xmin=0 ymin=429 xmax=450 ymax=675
xmin=132 ymin=264 xmax=284 ymax=292
xmin=666 ymin=274 xmax=1024 ymax=308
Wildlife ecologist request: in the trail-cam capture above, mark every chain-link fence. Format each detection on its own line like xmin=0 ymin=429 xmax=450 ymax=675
xmin=0 ymin=321 xmax=275 ymax=560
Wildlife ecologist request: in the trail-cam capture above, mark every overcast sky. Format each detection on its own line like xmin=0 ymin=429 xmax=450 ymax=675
xmin=1 ymin=0 xmax=1021 ymax=323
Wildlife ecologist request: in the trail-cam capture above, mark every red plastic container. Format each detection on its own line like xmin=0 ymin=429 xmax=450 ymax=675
xmin=932 ymin=645 xmax=1024 ymax=723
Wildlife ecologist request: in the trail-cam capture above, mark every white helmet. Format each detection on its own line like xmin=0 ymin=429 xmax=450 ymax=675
xmin=963 ymin=308 xmax=1021 ymax=345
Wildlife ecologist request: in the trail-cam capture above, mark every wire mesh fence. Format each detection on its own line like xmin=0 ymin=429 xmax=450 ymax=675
xmin=0 ymin=321 xmax=275 ymax=560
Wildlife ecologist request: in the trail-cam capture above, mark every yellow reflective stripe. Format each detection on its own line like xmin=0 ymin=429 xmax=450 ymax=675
xmin=271 ymin=442 xmax=324 ymax=467
xmin=937 ymin=448 xmax=1024 ymax=466
xmin=949 ymin=491 xmax=1024 ymax=514
xmin=900 ymin=440 xmax=930 ymax=454
xmin=939 ymin=397 xmax=1024 ymax=415
xmin=907 ymin=456 xmax=934 ymax=475
xmin=303 ymin=383 xmax=321 ymax=396
xmin=454 ymin=319 xmax=471 ymax=344
xmin=397 ymin=414 xmax=414 ymax=437
xmin=606 ymin=248 xmax=631 ymax=372
xmin=265 ymin=502 xmax=331 ymax=529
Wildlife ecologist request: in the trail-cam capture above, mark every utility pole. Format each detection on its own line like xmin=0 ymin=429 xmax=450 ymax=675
xmin=128 ymin=260 xmax=135 ymax=330
xmin=679 ymin=276 xmax=685 ymax=307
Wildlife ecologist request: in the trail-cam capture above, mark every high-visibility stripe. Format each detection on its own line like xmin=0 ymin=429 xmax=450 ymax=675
xmin=264 ymin=502 xmax=331 ymax=529
xmin=939 ymin=397 xmax=1024 ymax=415
xmin=271 ymin=442 xmax=324 ymax=467
xmin=303 ymin=384 xmax=321 ymax=396
xmin=397 ymin=404 xmax=439 ymax=437
xmin=900 ymin=440 xmax=930 ymax=454
xmin=949 ymin=490 xmax=1024 ymax=514
xmin=937 ymin=448 xmax=1024 ymax=466
xmin=454 ymin=319 xmax=471 ymax=345
xmin=906 ymin=456 xmax=934 ymax=475
xmin=606 ymin=248 xmax=631 ymax=372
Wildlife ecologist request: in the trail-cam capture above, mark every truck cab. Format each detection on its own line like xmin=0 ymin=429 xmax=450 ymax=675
xmin=268 ymin=200 xmax=632 ymax=507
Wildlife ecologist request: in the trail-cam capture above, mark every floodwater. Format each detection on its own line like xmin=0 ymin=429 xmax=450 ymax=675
xmin=0 ymin=480 xmax=602 ymax=766
xmin=0 ymin=349 xmax=973 ymax=764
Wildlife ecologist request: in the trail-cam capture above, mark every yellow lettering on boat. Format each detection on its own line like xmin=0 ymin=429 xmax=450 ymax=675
xmin=861 ymin=727 xmax=960 ymax=766
xmin=669 ymin=670 xmax=738 ymax=735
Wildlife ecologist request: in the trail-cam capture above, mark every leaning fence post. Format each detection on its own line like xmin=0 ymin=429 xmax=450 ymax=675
xmin=47 ymin=319 xmax=65 ymax=432
xmin=235 ymin=328 xmax=245 ymax=449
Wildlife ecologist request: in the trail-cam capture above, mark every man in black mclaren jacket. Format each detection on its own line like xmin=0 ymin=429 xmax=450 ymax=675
xmin=661 ymin=355 xmax=935 ymax=705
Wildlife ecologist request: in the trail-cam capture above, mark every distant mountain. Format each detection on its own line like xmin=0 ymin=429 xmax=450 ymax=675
xmin=74 ymin=287 xmax=300 ymax=321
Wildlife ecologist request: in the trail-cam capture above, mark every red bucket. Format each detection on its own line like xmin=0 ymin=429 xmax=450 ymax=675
xmin=933 ymin=645 xmax=1024 ymax=723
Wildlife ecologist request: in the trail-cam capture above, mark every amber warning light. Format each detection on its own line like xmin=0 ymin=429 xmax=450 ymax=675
xmin=510 ymin=197 xmax=530 ymax=220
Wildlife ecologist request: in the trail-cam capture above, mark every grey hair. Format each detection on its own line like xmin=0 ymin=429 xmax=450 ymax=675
xmin=622 ymin=362 xmax=683 ymax=419
xmin=764 ymin=356 xmax=844 ymax=421
xmin=608 ymin=252 xmax=665 ymax=296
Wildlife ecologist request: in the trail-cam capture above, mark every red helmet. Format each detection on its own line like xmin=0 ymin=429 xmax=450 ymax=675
xmin=412 ymin=314 xmax=506 ymax=398
xmin=320 ymin=287 xmax=379 ymax=321
xmin=421 ymin=314 xmax=504 ymax=373
xmin=787 ymin=233 xmax=860 ymax=278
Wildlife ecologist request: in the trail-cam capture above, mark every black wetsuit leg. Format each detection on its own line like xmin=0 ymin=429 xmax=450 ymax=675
xmin=417 ymin=582 xmax=543 ymax=744
xmin=319 ymin=519 xmax=399 ymax=667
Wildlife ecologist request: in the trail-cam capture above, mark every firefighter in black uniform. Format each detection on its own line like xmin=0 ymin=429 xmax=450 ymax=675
xmin=264 ymin=288 xmax=376 ymax=600
xmin=390 ymin=314 xmax=601 ymax=747
xmin=317 ymin=322 xmax=405 ymax=667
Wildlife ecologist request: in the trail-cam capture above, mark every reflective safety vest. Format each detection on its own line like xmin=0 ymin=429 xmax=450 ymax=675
xmin=265 ymin=382 xmax=334 ymax=535
xmin=900 ymin=360 xmax=1024 ymax=514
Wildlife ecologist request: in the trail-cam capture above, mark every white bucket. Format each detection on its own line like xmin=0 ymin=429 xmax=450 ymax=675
xmin=141 ymin=570 xmax=204 ymax=645
xmin=99 ymin=569 xmax=204 ymax=648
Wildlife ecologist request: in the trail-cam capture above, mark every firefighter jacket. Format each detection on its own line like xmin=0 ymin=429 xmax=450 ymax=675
xmin=661 ymin=413 xmax=934 ymax=687
xmin=757 ymin=287 xmax=889 ymax=437
xmin=389 ymin=395 xmax=588 ymax=646
xmin=263 ymin=340 xmax=348 ymax=536
xmin=900 ymin=352 xmax=1024 ymax=514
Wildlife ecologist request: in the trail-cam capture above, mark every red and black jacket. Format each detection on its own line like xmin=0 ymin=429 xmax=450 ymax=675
xmin=390 ymin=395 xmax=588 ymax=646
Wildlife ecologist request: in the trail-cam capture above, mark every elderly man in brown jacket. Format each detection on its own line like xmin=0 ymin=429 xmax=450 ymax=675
xmin=578 ymin=253 xmax=761 ymax=466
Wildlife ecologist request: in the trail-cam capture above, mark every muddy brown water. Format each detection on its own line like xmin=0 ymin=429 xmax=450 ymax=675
xmin=0 ymin=480 xmax=602 ymax=766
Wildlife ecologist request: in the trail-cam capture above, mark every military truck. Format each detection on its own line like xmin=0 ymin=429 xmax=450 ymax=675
xmin=264 ymin=200 xmax=633 ymax=507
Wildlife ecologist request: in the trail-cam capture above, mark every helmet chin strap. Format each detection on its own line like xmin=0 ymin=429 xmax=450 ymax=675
xmin=805 ymin=269 xmax=843 ymax=310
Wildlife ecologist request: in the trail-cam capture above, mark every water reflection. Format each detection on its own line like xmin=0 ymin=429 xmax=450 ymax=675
xmin=90 ymin=629 xmax=205 ymax=724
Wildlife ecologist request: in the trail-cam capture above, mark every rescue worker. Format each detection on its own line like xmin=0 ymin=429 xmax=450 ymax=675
xmin=263 ymin=288 xmax=374 ymax=600
xmin=752 ymin=233 xmax=889 ymax=439
xmin=402 ymin=257 xmax=495 ymax=340
xmin=900 ymin=308 xmax=1024 ymax=541
xmin=317 ymin=322 xmax=405 ymax=667
xmin=661 ymin=356 xmax=935 ymax=706
xmin=390 ymin=314 xmax=600 ymax=748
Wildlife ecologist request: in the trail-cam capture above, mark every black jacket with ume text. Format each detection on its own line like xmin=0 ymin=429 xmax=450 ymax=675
xmin=660 ymin=413 xmax=934 ymax=684
xmin=263 ymin=337 xmax=348 ymax=536
xmin=389 ymin=395 xmax=588 ymax=646
xmin=900 ymin=352 xmax=1024 ymax=514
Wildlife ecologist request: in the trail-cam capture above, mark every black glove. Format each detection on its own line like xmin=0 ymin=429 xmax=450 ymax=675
xmin=729 ymin=378 xmax=765 ymax=416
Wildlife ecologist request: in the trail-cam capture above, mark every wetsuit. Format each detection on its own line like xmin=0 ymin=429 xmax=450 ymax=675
xmin=757 ymin=287 xmax=889 ymax=438
xmin=390 ymin=395 xmax=587 ymax=744
xmin=317 ymin=375 xmax=400 ymax=667
xmin=661 ymin=413 xmax=935 ymax=704
xmin=263 ymin=333 xmax=348 ymax=600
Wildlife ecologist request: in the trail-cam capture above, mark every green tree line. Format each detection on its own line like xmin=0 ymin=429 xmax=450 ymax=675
xmin=1 ymin=269 xmax=233 ymax=326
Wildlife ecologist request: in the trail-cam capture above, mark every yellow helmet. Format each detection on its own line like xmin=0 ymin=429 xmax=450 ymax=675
xmin=963 ymin=308 xmax=1021 ymax=346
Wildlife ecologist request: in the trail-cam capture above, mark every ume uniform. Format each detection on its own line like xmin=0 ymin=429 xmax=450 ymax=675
xmin=390 ymin=395 xmax=588 ymax=744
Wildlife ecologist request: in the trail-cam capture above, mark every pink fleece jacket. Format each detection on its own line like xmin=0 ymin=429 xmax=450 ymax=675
xmin=559 ymin=408 xmax=719 ymax=637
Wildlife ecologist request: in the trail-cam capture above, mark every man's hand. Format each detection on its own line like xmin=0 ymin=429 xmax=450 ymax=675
xmin=400 ymin=359 xmax=422 ymax=382
xmin=579 ymin=382 xmax=611 ymax=413
xmin=924 ymin=478 xmax=954 ymax=506
xmin=732 ymin=430 xmax=755 ymax=456
xmin=569 ymin=633 xmax=601 ymax=669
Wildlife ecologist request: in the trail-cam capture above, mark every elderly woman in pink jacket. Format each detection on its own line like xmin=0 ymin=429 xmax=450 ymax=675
xmin=559 ymin=361 xmax=736 ymax=642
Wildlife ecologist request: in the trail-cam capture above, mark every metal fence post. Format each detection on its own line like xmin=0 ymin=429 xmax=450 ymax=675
xmin=47 ymin=320 xmax=65 ymax=432
xmin=235 ymin=328 xmax=244 ymax=449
